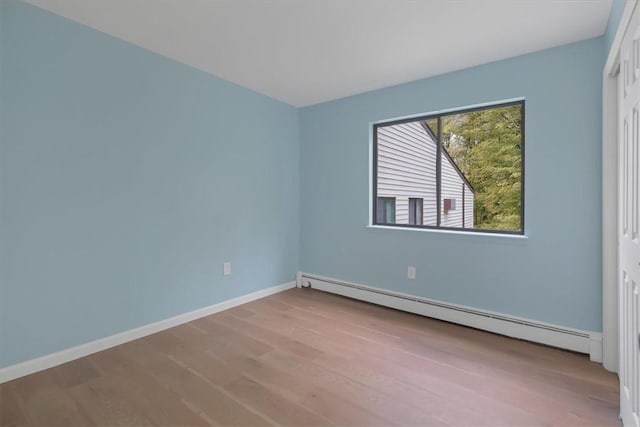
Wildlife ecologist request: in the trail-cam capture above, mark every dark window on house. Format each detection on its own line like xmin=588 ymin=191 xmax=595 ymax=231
xmin=409 ymin=198 xmax=423 ymax=225
xmin=376 ymin=197 xmax=396 ymax=224
xmin=373 ymin=101 xmax=524 ymax=234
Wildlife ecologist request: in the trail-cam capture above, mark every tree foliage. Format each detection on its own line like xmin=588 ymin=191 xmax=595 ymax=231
xmin=438 ymin=105 xmax=522 ymax=231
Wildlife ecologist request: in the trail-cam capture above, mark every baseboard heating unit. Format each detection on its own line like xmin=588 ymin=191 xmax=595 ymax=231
xmin=296 ymin=272 xmax=602 ymax=362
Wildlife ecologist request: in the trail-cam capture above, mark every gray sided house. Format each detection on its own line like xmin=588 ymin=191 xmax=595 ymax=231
xmin=376 ymin=120 xmax=474 ymax=228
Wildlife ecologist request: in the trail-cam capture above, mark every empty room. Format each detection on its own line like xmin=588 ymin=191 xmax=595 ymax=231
xmin=1 ymin=0 xmax=639 ymax=425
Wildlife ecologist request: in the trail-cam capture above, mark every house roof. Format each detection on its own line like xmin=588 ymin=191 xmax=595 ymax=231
xmin=420 ymin=122 xmax=475 ymax=193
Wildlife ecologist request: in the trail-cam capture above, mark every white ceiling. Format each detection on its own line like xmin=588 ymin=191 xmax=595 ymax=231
xmin=25 ymin=0 xmax=613 ymax=107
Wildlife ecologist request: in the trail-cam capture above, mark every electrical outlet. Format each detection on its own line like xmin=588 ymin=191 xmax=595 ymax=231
xmin=223 ymin=262 xmax=231 ymax=276
xmin=407 ymin=266 xmax=416 ymax=280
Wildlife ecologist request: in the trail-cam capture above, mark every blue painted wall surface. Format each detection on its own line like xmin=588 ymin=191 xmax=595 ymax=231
xmin=1 ymin=0 xmax=620 ymax=368
xmin=0 ymin=1 xmax=299 ymax=367
xmin=604 ymin=0 xmax=629 ymax=54
xmin=299 ymin=38 xmax=604 ymax=332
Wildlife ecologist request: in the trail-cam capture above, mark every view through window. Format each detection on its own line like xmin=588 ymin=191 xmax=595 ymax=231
xmin=373 ymin=101 xmax=524 ymax=234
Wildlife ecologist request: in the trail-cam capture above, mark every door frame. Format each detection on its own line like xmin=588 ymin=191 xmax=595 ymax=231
xmin=603 ymin=0 xmax=638 ymax=373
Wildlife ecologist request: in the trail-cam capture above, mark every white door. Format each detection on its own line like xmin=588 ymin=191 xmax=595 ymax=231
xmin=619 ymin=3 xmax=640 ymax=426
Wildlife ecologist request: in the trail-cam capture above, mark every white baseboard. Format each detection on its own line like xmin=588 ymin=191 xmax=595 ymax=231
xmin=0 ymin=281 xmax=296 ymax=384
xmin=299 ymin=273 xmax=603 ymax=362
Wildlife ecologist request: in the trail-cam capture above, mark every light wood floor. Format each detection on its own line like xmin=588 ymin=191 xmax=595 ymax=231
xmin=1 ymin=288 xmax=620 ymax=426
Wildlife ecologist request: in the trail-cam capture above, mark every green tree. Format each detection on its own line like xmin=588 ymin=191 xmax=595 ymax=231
xmin=437 ymin=105 xmax=522 ymax=231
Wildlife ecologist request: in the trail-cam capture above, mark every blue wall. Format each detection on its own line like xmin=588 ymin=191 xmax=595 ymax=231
xmin=0 ymin=1 xmax=299 ymax=367
xmin=604 ymin=0 xmax=628 ymax=55
xmin=1 ymin=0 xmax=621 ymax=368
xmin=299 ymin=38 xmax=604 ymax=332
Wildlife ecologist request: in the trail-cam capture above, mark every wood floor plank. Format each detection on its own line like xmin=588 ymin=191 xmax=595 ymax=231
xmin=50 ymin=357 xmax=102 ymax=388
xmin=264 ymin=290 xmax=620 ymax=403
xmin=0 ymin=287 xmax=621 ymax=426
xmin=296 ymin=386 xmax=392 ymax=427
xmin=279 ymin=290 xmax=596 ymax=377
xmin=68 ymin=379 xmax=154 ymax=427
xmin=213 ymin=352 xmax=317 ymax=401
xmin=0 ymin=385 xmax=31 ymax=427
xmin=106 ymin=364 xmax=208 ymax=426
xmin=215 ymin=311 xmax=325 ymax=360
xmin=248 ymin=292 xmax=616 ymax=426
xmin=9 ymin=370 xmax=94 ymax=426
xmin=224 ymin=376 xmax=333 ymax=427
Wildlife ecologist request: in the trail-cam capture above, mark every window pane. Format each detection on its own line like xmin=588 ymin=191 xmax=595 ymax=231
xmin=385 ymin=199 xmax=395 ymax=224
xmin=375 ymin=121 xmax=438 ymax=226
xmin=440 ymin=104 xmax=522 ymax=232
xmin=409 ymin=198 xmax=423 ymax=225
xmin=376 ymin=197 xmax=396 ymax=224
xmin=374 ymin=102 xmax=523 ymax=234
xmin=440 ymin=150 xmax=472 ymax=228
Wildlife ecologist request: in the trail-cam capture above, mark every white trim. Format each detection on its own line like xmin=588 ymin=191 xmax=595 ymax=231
xmin=604 ymin=0 xmax=639 ymax=77
xmin=0 ymin=281 xmax=296 ymax=384
xmin=299 ymin=272 xmax=602 ymax=361
xmin=603 ymin=65 xmax=620 ymax=372
xmin=366 ymin=224 xmax=528 ymax=241
xmin=602 ymin=0 xmax=638 ymax=374
xmin=590 ymin=334 xmax=604 ymax=364
xmin=296 ymin=271 xmax=304 ymax=288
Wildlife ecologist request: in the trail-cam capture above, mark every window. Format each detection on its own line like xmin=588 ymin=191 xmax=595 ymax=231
xmin=376 ymin=197 xmax=396 ymax=224
xmin=409 ymin=198 xmax=423 ymax=225
xmin=373 ymin=101 xmax=524 ymax=234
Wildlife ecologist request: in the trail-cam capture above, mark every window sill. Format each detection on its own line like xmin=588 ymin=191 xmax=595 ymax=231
xmin=366 ymin=224 xmax=528 ymax=241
